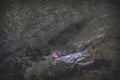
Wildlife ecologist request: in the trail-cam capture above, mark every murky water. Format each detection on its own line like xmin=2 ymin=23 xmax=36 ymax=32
xmin=0 ymin=0 xmax=120 ymax=80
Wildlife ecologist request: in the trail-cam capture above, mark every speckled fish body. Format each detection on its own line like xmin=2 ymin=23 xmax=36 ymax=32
xmin=60 ymin=50 xmax=85 ymax=63
xmin=53 ymin=47 xmax=94 ymax=65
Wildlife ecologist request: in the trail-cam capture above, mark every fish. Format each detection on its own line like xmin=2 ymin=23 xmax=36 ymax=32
xmin=53 ymin=47 xmax=95 ymax=66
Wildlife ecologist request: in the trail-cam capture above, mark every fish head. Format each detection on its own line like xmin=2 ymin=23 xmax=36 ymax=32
xmin=52 ymin=52 xmax=59 ymax=58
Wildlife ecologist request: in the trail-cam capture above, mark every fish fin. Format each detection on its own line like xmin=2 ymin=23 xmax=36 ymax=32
xmin=70 ymin=58 xmax=79 ymax=68
xmin=70 ymin=63 xmax=76 ymax=68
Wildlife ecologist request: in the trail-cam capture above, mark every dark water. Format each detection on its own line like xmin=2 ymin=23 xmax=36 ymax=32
xmin=0 ymin=0 xmax=120 ymax=80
